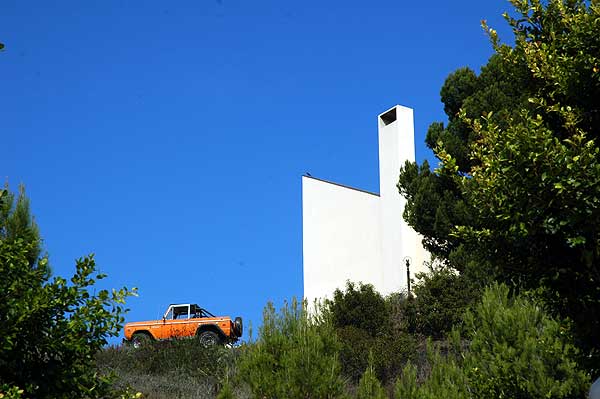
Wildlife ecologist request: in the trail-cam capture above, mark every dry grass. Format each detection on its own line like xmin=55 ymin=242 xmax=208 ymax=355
xmin=96 ymin=339 xmax=246 ymax=398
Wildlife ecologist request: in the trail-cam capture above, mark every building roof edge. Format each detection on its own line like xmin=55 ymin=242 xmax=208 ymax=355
xmin=302 ymin=175 xmax=380 ymax=197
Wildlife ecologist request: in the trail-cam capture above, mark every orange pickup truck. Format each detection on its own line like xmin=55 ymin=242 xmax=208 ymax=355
xmin=124 ymin=303 xmax=243 ymax=347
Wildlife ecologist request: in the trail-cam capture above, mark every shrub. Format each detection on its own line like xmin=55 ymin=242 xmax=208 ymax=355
xmin=327 ymin=282 xmax=417 ymax=384
xmin=0 ymin=186 xmax=136 ymax=399
xmin=356 ymin=354 xmax=387 ymax=399
xmin=0 ymin=385 xmax=25 ymax=399
xmin=238 ymin=298 xmax=344 ymax=399
xmin=408 ymin=266 xmax=480 ymax=338
xmin=463 ymin=283 xmax=589 ymax=398
xmin=393 ymin=363 xmax=418 ymax=399
xmin=405 ymin=340 xmax=469 ymax=399
xmin=393 ymin=283 xmax=590 ymax=399
xmin=215 ymin=381 xmax=235 ymax=399
xmin=328 ymin=282 xmax=390 ymax=335
xmin=336 ymin=325 xmax=374 ymax=381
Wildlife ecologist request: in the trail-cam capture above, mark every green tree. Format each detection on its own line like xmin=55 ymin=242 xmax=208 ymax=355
xmin=398 ymin=0 xmax=600 ymax=362
xmin=0 ymin=185 xmax=42 ymax=266
xmin=238 ymin=298 xmax=345 ymax=399
xmin=0 ymin=186 xmax=136 ymax=398
xmin=461 ymin=284 xmax=589 ymax=398
xmin=393 ymin=284 xmax=589 ymax=399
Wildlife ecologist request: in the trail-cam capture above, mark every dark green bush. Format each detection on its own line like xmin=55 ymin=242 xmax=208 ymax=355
xmin=327 ymin=282 xmax=417 ymax=384
xmin=393 ymin=283 xmax=590 ymax=399
xmin=329 ymin=282 xmax=390 ymax=335
xmin=463 ymin=283 xmax=589 ymax=398
xmin=336 ymin=326 xmax=373 ymax=381
xmin=409 ymin=266 xmax=480 ymax=338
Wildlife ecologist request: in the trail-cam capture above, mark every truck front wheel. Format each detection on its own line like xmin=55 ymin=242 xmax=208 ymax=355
xmin=131 ymin=332 xmax=151 ymax=349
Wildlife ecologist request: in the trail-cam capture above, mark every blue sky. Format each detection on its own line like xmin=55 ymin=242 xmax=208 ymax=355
xmin=2 ymin=0 xmax=513 ymax=342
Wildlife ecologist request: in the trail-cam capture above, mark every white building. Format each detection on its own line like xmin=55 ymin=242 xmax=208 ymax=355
xmin=302 ymin=105 xmax=429 ymax=304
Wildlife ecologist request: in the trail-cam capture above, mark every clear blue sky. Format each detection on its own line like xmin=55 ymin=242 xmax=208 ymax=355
xmin=2 ymin=0 xmax=512 ymax=342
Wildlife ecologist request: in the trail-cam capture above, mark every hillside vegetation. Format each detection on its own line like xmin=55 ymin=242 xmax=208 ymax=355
xmin=96 ymin=278 xmax=589 ymax=398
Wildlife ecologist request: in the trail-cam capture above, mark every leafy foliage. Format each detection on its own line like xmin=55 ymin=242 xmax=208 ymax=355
xmin=393 ymin=284 xmax=589 ymax=399
xmin=461 ymin=283 xmax=589 ymax=398
xmin=0 ymin=385 xmax=25 ymax=399
xmin=398 ymin=0 xmax=600 ymax=363
xmin=336 ymin=324 xmax=416 ymax=385
xmin=238 ymin=298 xmax=345 ymax=399
xmin=398 ymin=161 xmax=474 ymax=261
xmin=0 ymin=185 xmax=42 ymax=267
xmin=0 ymin=186 xmax=136 ymax=399
xmin=408 ymin=266 xmax=480 ymax=339
xmin=329 ymin=282 xmax=390 ymax=334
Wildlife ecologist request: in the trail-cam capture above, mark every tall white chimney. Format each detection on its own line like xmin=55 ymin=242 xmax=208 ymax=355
xmin=378 ymin=105 xmax=426 ymax=294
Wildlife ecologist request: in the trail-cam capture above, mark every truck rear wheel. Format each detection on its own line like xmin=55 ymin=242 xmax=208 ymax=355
xmin=234 ymin=317 xmax=243 ymax=337
xmin=198 ymin=330 xmax=221 ymax=346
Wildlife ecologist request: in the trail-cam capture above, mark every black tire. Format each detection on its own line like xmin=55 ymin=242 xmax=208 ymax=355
xmin=234 ymin=317 xmax=243 ymax=337
xmin=198 ymin=330 xmax=221 ymax=346
xmin=131 ymin=332 xmax=151 ymax=349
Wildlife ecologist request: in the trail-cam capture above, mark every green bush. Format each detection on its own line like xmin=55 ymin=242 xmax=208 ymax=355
xmin=385 ymin=291 xmax=417 ymax=335
xmin=404 ymin=340 xmax=469 ymax=399
xmin=393 ymin=363 xmax=418 ymax=399
xmin=393 ymin=283 xmax=590 ymax=399
xmin=215 ymin=382 xmax=235 ymax=399
xmin=336 ymin=326 xmax=373 ymax=381
xmin=238 ymin=298 xmax=344 ymax=399
xmin=356 ymin=354 xmax=387 ymax=399
xmin=462 ymin=283 xmax=589 ymax=398
xmin=0 ymin=186 xmax=136 ymax=399
xmin=409 ymin=266 xmax=480 ymax=339
xmin=327 ymin=282 xmax=417 ymax=384
xmin=0 ymin=385 xmax=25 ymax=399
xmin=328 ymin=282 xmax=390 ymax=334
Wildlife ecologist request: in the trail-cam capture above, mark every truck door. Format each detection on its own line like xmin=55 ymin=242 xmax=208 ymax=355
xmin=169 ymin=305 xmax=191 ymax=338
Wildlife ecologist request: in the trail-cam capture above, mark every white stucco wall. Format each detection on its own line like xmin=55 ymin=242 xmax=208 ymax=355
xmin=302 ymin=177 xmax=382 ymax=304
xmin=302 ymin=105 xmax=429 ymax=304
